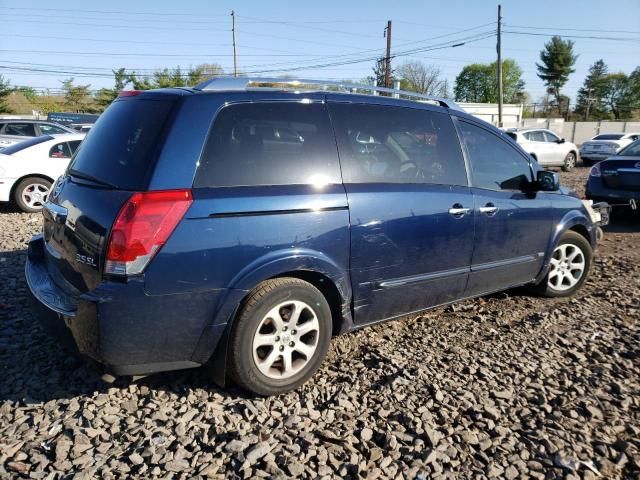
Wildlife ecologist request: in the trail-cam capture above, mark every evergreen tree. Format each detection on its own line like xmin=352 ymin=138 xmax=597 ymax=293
xmin=536 ymin=36 xmax=578 ymax=112
xmin=575 ymin=59 xmax=608 ymax=120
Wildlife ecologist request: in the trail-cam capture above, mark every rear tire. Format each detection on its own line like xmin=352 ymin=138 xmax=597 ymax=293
xmin=562 ymin=152 xmax=576 ymax=172
xmin=14 ymin=177 xmax=52 ymax=213
xmin=532 ymin=231 xmax=592 ymax=297
xmin=227 ymin=278 xmax=332 ymax=396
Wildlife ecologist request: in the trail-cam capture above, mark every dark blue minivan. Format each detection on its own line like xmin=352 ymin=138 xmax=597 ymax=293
xmin=26 ymin=79 xmax=606 ymax=395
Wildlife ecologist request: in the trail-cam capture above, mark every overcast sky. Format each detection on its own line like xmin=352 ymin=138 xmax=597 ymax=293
xmin=1 ymin=0 xmax=639 ymax=103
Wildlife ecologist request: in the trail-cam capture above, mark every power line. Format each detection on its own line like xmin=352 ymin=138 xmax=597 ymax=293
xmin=505 ymin=24 xmax=640 ymax=35
xmin=503 ymin=30 xmax=640 ymax=42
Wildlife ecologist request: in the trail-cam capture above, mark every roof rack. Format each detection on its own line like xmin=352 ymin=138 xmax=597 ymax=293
xmin=193 ymin=77 xmax=464 ymax=112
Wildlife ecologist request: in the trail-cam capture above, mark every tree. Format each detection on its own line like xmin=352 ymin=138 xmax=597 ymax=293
xmin=454 ymin=59 xmax=525 ymax=103
xmin=365 ymin=58 xmax=393 ymax=88
xmin=61 ymin=78 xmax=94 ymax=112
xmin=619 ymin=67 xmax=640 ymax=118
xmin=602 ymin=72 xmax=632 ymax=120
xmin=0 ymin=75 xmax=12 ymax=114
xmin=398 ymin=61 xmax=447 ymax=96
xmin=188 ymin=63 xmax=225 ymax=85
xmin=575 ymin=59 xmax=609 ymax=120
xmin=95 ymin=68 xmax=130 ymax=109
xmin=536 ymin=36 xmax=578 ymax=111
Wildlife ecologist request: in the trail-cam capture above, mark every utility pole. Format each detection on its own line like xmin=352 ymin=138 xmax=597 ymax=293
xmin=585 ymin=87 xmax=594 ymax=120
xmin=384 ymin=20 xmax=392 ymax=88
xmin=497 ymin=3 xmax=503 ymax=127
xmin=231 ymin=10 xmax=238 ymax=77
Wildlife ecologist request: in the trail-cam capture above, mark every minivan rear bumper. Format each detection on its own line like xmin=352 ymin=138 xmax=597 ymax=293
xmin=25 ymin=234 xmax=229 ymax=376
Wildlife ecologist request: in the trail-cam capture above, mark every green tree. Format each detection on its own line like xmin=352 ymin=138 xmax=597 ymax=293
xmin=602 ymin=72 xmax=632 ymax=120
xmin=454 ymin=59 xmax=525 ymax=103
xmin=365 ymin=58 xmax=393 ymax=88
xmin=0 ymin=75 xmax=12 ymax=114
xmin=16 ymin=86 xmax=37 ymax=102
xmin=188 ymin=63 xmax=225 ymax=85
xmin=95 ymin=68 xmax=130 ymax=110
xmin=61 ymin=78 xmax=94 ymax=112
xmin=575 ymin=59 xmax=609 ymax=120
xmin=536 ymin=36 xmax=578 ymax=112
xmin=619 ymin=67 xmax=640 ymax=118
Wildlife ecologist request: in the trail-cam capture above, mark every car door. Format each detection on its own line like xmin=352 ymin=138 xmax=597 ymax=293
xmin=543 ymin=130 xmax=564 ymax=164
xmin=456 ymin=118 xmax=552 ymax=297
xmin=328 ymin=99 xmax=475 ymax=325
xmin=1 ymin=122 xmax=36 ymax=146
xmin=527 ymin=130 xmax=552 ymax=165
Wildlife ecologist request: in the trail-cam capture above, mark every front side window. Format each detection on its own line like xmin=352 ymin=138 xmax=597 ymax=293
xmin=458 ymin=121 xmax=532 ymax=191
xmin=49 ymin=142 xmax=72 ymax=158
xmin=195 ymin=102 xmax=340 ymax=188
xmin=39 ymin=124 xmax=68 ymax=135
xmin=544 ymin=131 xmax=559 ymax=142
xmin=5 ymin=123 xmax=36 ymax=136
xmin=329 ymin=103 xmax=467 ymax=186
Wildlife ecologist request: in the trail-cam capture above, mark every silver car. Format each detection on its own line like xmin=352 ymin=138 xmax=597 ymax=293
xmin=0 ymin=120 xmax=76 ymax=147
xmin=580 ymin=133 xmax=640 ymax=166
xmin=505 ymin=128 xmax=579 ymax=171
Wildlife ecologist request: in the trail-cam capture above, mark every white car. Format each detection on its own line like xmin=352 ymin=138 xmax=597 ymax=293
xmin=580 ymin=132 xmax=640 ymax=166
xmin=0 ymin=134 xmax=85 ymax=212
xmin=504 ymin=128 xmax=579 ymax=171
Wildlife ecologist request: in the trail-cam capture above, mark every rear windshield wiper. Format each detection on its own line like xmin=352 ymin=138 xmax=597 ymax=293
xmin=68 ymin=169 xmax=119 ymax=189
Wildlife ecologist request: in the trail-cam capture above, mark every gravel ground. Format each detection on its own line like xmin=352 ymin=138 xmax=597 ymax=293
xmin=0 ymin=167 xmax=638 ymax=479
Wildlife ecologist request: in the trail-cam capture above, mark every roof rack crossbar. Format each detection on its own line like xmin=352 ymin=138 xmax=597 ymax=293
xmin=194 ymin=77 xmax=464 ymax=111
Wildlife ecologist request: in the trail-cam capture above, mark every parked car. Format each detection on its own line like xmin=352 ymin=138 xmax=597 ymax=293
xmin=0 ymin=134 xmax=85 ymax=212
xmin=0 ymin=120 xmax=77 ymax=147
xmin=580 ymin=133 xmax=640 ymax=166
xmin=69 ymin=123 xmax=94 ymax=133
xmin=585 ymin=138 xmax=640 ymax=211
xmin=25 ymin=79 xmax=607 ymax=395
xmin=504 ymin=128 xmax=579 ymax=171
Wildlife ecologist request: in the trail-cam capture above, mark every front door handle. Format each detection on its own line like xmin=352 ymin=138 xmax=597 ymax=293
xmin=479 ymin=203 xmax=498 ymax=215
xmin=448 ymin=204 xmax=471 ymax=217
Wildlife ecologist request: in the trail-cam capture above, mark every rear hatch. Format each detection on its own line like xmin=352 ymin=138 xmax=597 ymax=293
xmin=42 ymin=94 xmax=178 ymax=294
xmin=581 ymin=141 xmax=619 ymax=154
xmin=599 ymin=158 xmax=640 ymax=191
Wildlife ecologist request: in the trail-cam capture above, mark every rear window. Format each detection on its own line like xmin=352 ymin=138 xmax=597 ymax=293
xmin=195 ymin=102 xmax=341 ymax=188
xmin=593 ymin=134 xmax=623 ymax=140
xmin=68 ymin=98 xmax=175 ymax=190
xmin=0 ymin=135 xmax=52 ymax=154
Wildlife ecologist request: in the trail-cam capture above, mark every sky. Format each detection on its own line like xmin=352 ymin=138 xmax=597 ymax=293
xmin=1 ymin=0 xmax=639 ymax=104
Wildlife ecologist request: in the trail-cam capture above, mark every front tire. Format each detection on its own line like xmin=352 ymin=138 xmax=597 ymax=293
xmin=228 ymin=278 xmax=332 ymax=396
xmin=562 ymin=152 xmax=576 ymax=172
xmin=535 ymin=231 xmax=592 ymax=297
xmin=14 ymin=177 xmax=52 ymax=212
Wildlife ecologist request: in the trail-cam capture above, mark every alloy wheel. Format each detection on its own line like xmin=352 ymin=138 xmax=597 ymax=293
xmin=21 ymin=183 xmax=50 ymax=210
xmin=252 ymin=300 xmax=320 ymax=380
xmin=548 ymin=243 xmax=586 ymax=291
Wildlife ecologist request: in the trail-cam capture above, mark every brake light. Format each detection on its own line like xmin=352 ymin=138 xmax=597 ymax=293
xmin=117 ymin=90 xmax=143 ymax=98
xmin=105 ymin=189 xmax=192 ymax=276
xmin=589 ymin=163 xmax=601 ymax=177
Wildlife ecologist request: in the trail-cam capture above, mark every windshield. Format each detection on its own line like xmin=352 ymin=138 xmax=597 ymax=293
xmin=593 ymin=134 xmax=623 ymax=140
xmin=67 ymin=98 xmax=176 ymax=190
xmin=0 ymin=135 xmax=52 ymax=154
xmin=619 ymin=140 xmax=640 ymax=157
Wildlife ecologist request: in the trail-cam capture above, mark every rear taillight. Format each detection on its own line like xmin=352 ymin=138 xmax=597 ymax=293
xmin=117 ymin=90 xmax=144 ymax=98
xmin=589 ymin=163 xmax=601 ymax=177
xmin=105 ymin=189 xmax=192 ymax=276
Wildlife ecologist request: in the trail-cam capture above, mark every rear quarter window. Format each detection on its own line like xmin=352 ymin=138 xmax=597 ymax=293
xmin=195 ymin=102 xmax=341 ymax=188
xmin=68 ymin=98 xmax=176 ymax=190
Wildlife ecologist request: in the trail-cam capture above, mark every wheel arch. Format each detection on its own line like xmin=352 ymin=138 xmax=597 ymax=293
xmin=10 ymin=173 xmax=55 ymax=202
xmin=194 ymin=249 xmax=353 ymax=387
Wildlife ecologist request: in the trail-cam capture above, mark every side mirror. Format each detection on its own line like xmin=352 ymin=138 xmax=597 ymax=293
xmin=537 ymin=170 xmax=560 ymax=191
xmin=557 ymin=138 xmax=566 ymax=144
